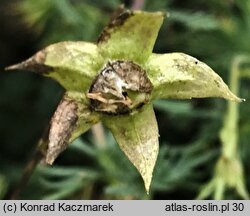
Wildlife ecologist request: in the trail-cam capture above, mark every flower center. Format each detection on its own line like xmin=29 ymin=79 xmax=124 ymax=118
xmin=87 ymin=60 xmax=153 ymax=114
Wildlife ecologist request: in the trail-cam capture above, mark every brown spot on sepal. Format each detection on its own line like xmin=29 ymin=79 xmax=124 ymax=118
xmin=97 ymin=8 xmax=133 ymax=43
xmin=109 ymin=4 xmax=126 ymax=22
xmin=46 ymin=96 xmax=78 ymax=164
xmin=87 ymin=60 xmax=153 ymax=114
xmin=5 ymin=49 xmax=53 ymax=74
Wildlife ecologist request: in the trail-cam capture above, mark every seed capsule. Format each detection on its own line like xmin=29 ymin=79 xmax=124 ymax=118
xmin=87 ymin=60 xmax=153 ymax=114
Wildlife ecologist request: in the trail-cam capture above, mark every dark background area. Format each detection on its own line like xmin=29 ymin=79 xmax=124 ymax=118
xmin=0 ymin=0 xmax=250 ymax=199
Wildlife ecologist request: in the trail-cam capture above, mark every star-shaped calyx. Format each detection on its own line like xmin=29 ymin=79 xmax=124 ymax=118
xmin=6 ymin=8 xmax=242 ymax=193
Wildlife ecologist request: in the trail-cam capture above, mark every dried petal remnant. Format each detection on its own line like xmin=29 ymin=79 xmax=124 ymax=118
xmin=46 ymin=97 xmax=78 ymax=164
xmin=87 ymin=60 xmax=153 ymax=114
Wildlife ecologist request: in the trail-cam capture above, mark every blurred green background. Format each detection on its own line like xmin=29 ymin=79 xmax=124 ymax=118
xmin=0 ymin=0 xmax=250 ymax=200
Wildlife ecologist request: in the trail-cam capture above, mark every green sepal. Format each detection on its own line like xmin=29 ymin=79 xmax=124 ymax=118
xmin=103 ymin=104 xmax=159 ymax=193
xmin=6 ymin=41 xmax=103 ymax=92
xmin=98 ymin=10 xmax=164 ymax=64
xmin=146 ymin=53 xmax=243 ymax=102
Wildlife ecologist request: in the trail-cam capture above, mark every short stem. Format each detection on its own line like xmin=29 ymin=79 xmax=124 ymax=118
xmin=91 ymin=122 xmax=106 ymax=148
xmin=221 ymin=55 xmax=249 ymax=159
xmin=220 ymin=57 xmax=240 ymax=159
xmin=10 ymin=127 xmax=49 ymax=199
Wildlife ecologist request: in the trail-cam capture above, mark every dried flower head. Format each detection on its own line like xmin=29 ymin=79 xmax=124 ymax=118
xmin=6 ymin=7 xmax=242 ymax=193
